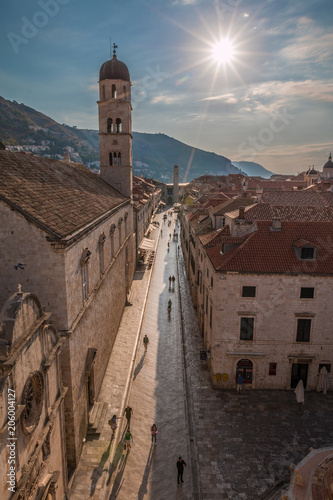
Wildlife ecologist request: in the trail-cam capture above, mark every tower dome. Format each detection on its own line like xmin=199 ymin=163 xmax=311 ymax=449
xmin=323 ymin=153 xmax=333 ymax=170
xmin=99 ymin=54 xmax=130 ymax=82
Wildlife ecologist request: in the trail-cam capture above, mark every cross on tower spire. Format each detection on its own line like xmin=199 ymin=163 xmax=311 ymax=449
xmin=113 ymin=43 xmax=118 ymax=56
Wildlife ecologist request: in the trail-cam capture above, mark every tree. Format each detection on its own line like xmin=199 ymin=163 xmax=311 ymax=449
xmin=0 ymin=141 xmax=6 ymax=150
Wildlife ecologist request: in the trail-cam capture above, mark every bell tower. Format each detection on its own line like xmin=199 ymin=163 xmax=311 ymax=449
xmin=173 ymin=164 xmax=179 ymax=204
xmin=98 ymin=44 xmax=132 ymax=198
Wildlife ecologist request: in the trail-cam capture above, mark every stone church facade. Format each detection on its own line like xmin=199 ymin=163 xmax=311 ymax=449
xmin=0 ymin=50 xmax=135 ymax=497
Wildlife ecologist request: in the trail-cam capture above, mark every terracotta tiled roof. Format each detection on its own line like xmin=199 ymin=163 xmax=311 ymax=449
xmin=198 ymin=225 xmax=230 ymax=246
xmin=225 ymin=203 xmax=333 ymax=222
xmin=210 ymin=196 xmax=254 ymax=216
xmin=261 ymin=191 xmax=333 ymax=207
xmin=196 ymin=193 xmax=230 ymax=205
xmin=206 ymin=220 xmax=333 ymax=274
xmin=0 ymin=151 xmax=127 ymax=239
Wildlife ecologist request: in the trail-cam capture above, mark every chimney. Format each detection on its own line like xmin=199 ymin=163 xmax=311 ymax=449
xmin=238 ymin=206 xmax=245 ymax=219
xmin=271 ymin=218 xmax=281 ymax=230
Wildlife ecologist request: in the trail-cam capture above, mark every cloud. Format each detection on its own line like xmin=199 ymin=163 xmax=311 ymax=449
xmin=87 ymin=84 xmax=99 ymax=92
xmin=280 ymin=17 xmax=333 ymax=64
xmin=201 ymin=93 xmax=237 ymax=104
xmin=151 ymin=94 xmax=184 ymax=105
xmin=172 ymin=0 xmax=198 ymax=4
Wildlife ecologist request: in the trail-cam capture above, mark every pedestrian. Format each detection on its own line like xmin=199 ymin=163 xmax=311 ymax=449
xmin=108 ymin=414 xmax=121 ymax=438
xmin=143 ymin=334 xmax=149 ymax=352
xmin=151 ymin=423 xmax=158 ymax=445
xmin=237 ymin=373 xmax=244 ymax=393
xmin=177 ymin=457 xmax=187 ymax=484
xmin=169 ymin=276 xmax=172 ymax=286
xmin=124 ymin=428 xmax=133 ymax=451
xmin=124 ymin=405 xmax=133 ymax=426
xmin=172 ymin=275 xmax=175 ymax=286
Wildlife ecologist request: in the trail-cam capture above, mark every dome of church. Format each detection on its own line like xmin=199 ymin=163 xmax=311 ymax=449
xmin=323 ymin=153 xmax=333 ymax=169
xmin=99 ymin=54 xmax=130 ymax=82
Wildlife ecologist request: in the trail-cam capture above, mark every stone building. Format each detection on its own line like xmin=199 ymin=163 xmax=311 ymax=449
xmin=0 ymin=290 xmax=67 ymax=500
xmin=0 ymin=49 xmax=136 ymax=492
xmin=180 ymin=192 xmax=333 ymax=391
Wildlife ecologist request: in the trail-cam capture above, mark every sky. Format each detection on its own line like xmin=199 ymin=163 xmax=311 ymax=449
xmin=1 ymin=0 xmax=333 ymax=175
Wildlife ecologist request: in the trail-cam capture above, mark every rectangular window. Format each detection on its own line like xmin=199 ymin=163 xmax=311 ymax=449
xmin=209 ymin=305 xmax=212 ymax=328
xmin=301 ymin=247 xmax=314 ymax=259
xmin=206 ymin=295 xmax=208 ymax=315
xmin=296 ymin=318 xmax=311 ymax=342
xmin=300 ymin=287 xmax=314 ymax=299
xmin=210 ymin=277 xmax=213 ymax=289
xmin=269 ymin=363 xmax=277 ymax=375
xmin=240 ymin=317 xmax=254 ymax=341
xmin=99 ymin=245 xmax=104 ymax=277
xmin=82 ymin=266 xmax=88 ymax=303
xmin=207 ymin=268 xmax=209 ymax=278
xmin=242 ymin=286 xmax=256 ymax=298
xmin=318 ymin=363 xmax=331 ymax=373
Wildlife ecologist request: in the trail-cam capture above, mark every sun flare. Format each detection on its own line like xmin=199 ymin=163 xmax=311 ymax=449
xmin=211 ymin=38 xmax=235 ymax=65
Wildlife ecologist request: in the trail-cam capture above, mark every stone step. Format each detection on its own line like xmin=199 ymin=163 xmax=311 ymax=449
xmin=88 ymin=401 xmax=101 ymax=426
xmin=96 ymin=402 xmax=109 ymax=435
xmin=87 ymin=401 xmax=108 ymax=435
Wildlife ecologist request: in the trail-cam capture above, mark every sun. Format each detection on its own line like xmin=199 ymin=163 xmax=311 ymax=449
xmin=211 ymin=38 xmax=235 ymax=65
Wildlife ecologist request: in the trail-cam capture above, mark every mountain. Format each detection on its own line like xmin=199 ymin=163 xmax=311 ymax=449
xmin=0 ymin=96 xmax=98 ymax=163
xmin=0 ymin=96 xmax=270 ymax=182
xmin=132 ymin=132 xmax=240 ymax=182
xmin=231 ymin=161 xmax=275 ymax=179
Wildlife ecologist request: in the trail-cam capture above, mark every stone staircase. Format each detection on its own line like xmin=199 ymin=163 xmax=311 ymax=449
xmin=87 ymin=401 xmax=109 ymax=437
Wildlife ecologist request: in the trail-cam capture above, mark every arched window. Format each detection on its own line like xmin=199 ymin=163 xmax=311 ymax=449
xmin=123 ymin=86 xmax=127 ymax=99
xmin=118 ymin=152 xmax=121 ymax=165
xmin=116 ymin=118 xmax=122 ymax=133
xmin=109 ymin=152 xmax=113 ymax=166
xmin=112 ymin=84 xmax=116 ymax=98
xmin=107 ymin=118 xmax=113 ymax=133
xmin=114 ymin=152 xmax=118 ymax=165
xmin=102 ymin=85 xmax=105 ymax=99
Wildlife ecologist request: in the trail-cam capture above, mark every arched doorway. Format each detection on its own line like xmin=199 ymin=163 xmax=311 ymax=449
xmin=167 ymin=195 xmax=173 ymax=205
xmin=236 ymin=359 xmax=253 ymax=387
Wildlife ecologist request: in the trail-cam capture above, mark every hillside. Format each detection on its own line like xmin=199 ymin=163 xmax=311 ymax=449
xmin=0 ymin=96 xmax=98 ymax=163
xmin=231 ymin=161 xmax=275 ymax=179
xmin=0 ymin=96 xmax=271 ymax=182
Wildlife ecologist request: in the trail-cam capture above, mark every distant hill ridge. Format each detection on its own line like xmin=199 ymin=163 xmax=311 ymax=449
xmin=0 ymin=96 xmax=274 ymax=182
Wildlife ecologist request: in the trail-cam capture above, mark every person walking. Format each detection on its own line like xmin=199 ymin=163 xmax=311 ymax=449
xmin=151 ymin=424 xmax=158 ymax=445
xmin=172 ymin=275 xmax=175 ymax=287
xmin=237 ymin=373 xmax=244 ymax=393
xmin=124 ymin=405 xmax=133 ymax=426
xmin=169 ymin=276 xmax=172 ymax=286
xmin=177 ymin=457 xmax=187 ymax=484
xmin=124 ymin=428 xmax=133 ymax=451
xmin=143 ymin=334 xmax=149 ymax=352
xmin=108 ymin=414 xmax=121 ymax=438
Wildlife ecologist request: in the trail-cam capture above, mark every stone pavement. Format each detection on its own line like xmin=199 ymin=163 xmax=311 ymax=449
xmin=177 ymin=250 xmax=333 ymax=500
xmin=70 ymin=211 xmax=193 ymax=500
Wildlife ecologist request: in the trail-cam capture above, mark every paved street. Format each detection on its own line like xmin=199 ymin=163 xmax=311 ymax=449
xmin=70 ymin=208 xmax=333 ymax=500
xmin=107 ymin=214 xmax=193 ymax=500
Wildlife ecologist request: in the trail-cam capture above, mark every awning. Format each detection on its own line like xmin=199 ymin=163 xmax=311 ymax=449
xmin=139 ymin=237 xmax=155 ymax=250
xmin=159 ymin=201 xmax=166 ymax=205
xmin=148 ymin=224 xmax=156 ymax=231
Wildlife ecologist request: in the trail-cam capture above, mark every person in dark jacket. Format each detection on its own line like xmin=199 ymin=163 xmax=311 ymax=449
xmin=177 ymin=457 xmax=187 ymax=483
